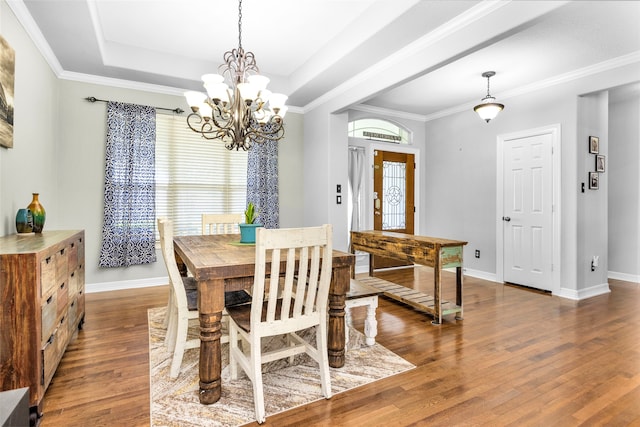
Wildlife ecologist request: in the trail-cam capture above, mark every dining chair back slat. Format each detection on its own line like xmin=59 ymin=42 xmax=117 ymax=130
xmin=202 ymin=213 xmax=243 ymax=235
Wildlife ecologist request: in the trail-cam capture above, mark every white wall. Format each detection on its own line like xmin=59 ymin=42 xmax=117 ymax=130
xmin=576 ymin=91 xmax=609 ymax=296
xmin=608 ymin=87 xmax=640 ymax=281
xmin=0 ymin=2 xmax=59 ymax=237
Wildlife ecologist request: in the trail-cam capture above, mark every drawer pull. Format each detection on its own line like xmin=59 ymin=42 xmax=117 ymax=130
xmin=46 ymin=256 xmax=52 ymax=264
xmin=60 ymin=282 xmax=65 ymax=289
xmin=71 ymin=272 xmax=75 ymax=278
xmin=46 ymin=334 xmax=55 ymax=345
xmin=46 ymin=295 xmax=53 ymax=305
xmin=71 ymin=243 xmax=75 ymax=248
xmin=60 ymin=248 xmax=65 ymax=255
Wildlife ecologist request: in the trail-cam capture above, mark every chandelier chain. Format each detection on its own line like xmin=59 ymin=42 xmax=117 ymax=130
xmin=238 ymin=0 xmax=243 ymax=50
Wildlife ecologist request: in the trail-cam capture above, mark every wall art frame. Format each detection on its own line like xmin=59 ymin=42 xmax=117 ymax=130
xmin=589 ymin=172 xmax=599 ymax=190
xmin=0 ymin=34 xmax=15 ymax=149
xmin=596 ymin=154 xmax=605 ymax=172
xmin=588 ymin=135 xmax=599 ymax=154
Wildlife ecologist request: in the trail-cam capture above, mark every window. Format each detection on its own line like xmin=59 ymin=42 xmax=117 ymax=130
xmin=348 ymin=118 xmax=411 ymax=144
xmin=155 ymin=114 xmax=248 ymax=236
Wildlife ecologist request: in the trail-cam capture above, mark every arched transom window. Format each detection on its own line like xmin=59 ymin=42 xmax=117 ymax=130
xmin=348 ymin=118 xmax=412 ymax=144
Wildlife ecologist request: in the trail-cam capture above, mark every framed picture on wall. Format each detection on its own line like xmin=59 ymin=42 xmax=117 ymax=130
xmin=589 ymin=135 xmax=599 ymax=154
xmin=589 ymin=172 xmax=599 ymax=190
xmin=596 ymin=154 xmax=606 ymax=172
xmin=0 ymin=35 xmax=15 ymax=149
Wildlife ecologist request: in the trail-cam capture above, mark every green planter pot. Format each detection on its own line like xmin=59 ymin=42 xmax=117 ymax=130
xmin=239 ymin=223 xmax=263 ymax=244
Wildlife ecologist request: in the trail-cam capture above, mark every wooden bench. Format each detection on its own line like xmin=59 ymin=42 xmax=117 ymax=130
xmin=346 ymin=279 xmax=382 ymax=346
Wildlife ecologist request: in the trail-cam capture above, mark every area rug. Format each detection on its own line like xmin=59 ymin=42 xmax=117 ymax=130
xmin=148 ymin=307 xmax=415 ymax=426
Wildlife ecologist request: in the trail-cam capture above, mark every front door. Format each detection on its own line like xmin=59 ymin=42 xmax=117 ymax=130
xmin=502 ymin=133 xmax=553 ymax=291
xmin=372 ymin=150 xmax=415 ymax=269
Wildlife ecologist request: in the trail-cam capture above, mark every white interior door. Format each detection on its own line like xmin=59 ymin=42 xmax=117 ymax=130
xmin=502 ymin=133 xmax=553 ymax=291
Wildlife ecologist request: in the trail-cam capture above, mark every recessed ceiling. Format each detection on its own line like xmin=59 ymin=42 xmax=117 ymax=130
xmin=11 ymin=0 xmax=640 ymax=118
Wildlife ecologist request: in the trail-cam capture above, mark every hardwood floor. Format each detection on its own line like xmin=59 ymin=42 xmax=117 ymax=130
xmin=40 ymin=268 xmax=640 ymax=426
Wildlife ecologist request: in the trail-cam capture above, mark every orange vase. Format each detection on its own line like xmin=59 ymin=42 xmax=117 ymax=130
xmin=27 ymin=193 xmax=46 ymax=233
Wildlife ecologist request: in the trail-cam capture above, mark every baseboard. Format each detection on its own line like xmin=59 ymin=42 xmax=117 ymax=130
xmin=555 ymin=282 xmax=611 ymax=300
xmin=86 ymin=276 xmax=168 ymax=293
xmin=461 ymin=268 xmax=498 ymax=283
xmin=608 ymin=271 xmax=640 ymax=283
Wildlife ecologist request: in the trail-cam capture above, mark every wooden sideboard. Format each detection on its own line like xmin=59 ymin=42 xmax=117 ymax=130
xmin=0 ymin=230 xmax=85 ymax=425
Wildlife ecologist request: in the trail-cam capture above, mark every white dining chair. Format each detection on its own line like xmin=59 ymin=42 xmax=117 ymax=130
xmin=158 ymin=218 xmax=200 ymax=378
xmin=226 ymin=224 xmax=333 ymax=424
xmin=158 ymin=218 xmax=250 ymax=379
xmin=202 ymin=213 xmax=243 ymax=235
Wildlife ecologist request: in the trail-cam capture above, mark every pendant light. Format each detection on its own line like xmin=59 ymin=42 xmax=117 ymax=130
xmin=473 ymin=71 xmax=504 ymax=123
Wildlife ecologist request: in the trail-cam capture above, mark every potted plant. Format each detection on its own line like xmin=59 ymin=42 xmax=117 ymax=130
xmin=239 ymin=202 xmax=262 ymax=243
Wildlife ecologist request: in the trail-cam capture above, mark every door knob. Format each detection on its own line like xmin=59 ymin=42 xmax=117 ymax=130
xmin=502 ymin=216 xmax=511 ymax=222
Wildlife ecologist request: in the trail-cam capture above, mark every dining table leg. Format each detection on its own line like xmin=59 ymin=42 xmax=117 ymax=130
xmin=197 ymin=278 xmax=225 ymax=404
xmin=328 ymin=264 xmax=349 ymax=368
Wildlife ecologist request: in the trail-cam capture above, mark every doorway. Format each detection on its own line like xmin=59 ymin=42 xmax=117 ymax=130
xmin=496 ymin=124 xmax=561 ymax=293
xmin=372 ymin=149 xmax=415 ymax=269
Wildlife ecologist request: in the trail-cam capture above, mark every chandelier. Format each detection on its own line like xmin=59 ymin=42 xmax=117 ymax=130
xmin=473 ymin=71 xmax=504 ymax=123
xmin=184 ymin=0 xmax=287 ymax=150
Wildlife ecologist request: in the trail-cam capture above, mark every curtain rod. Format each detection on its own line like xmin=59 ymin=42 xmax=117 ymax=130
xmin=85 ymin=96 xmax=184 ymax=114
xmin=349 ymin=146 xmax=365 ymax=151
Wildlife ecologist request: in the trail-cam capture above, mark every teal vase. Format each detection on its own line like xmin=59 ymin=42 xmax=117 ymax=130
xmin=27 ymin=193 xmax=46 ymax=233
xmin=239 ymin=223 xmax=262 ymax=244
xmin=16 ymin=208 xmax=33 ymax=233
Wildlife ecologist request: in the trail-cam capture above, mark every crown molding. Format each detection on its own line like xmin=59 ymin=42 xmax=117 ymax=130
xmin=6 ymin=0 xmax=63 ymax=76
xmin=350 ymin=104 xmax=428 ymax=123
xmin=59 ymin=70 xmax=187 ymax=96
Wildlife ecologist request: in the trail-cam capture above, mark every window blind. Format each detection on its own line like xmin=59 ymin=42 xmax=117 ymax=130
xmin=155 ymin=114 xmax=248 ymax=236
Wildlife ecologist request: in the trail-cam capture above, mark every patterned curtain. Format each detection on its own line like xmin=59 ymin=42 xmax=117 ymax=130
xmin=246 ymin=139 xmax=279 ymax=229
xmin=99 ymin=102 xmax=157 ymax=267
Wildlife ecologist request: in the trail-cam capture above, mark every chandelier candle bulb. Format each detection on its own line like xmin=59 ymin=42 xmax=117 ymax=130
xmin=199 ymin=103 xmax=213 ymax=120
xmin=185 ymin=91 xmax=206 ymax=111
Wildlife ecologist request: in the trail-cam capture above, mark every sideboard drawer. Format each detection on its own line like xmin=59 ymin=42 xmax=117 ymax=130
xmin=41 ymin=255 xmax=56 ymax=299
xmin=41 ymin=293 xmax=57 ymax=346
xmin=42 ymin=316 xmax=69 ymax=391
xmin=56 ymin=282 xmax=68 ymax=318
xmin=54 ymin=249 xmax=68 ymax=290
xmin=67 ymin=241 xmax=78 ymax=272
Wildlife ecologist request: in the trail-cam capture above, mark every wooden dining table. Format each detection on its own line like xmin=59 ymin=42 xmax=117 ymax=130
xmin=172 ymin=233 xmax=355 ymax=405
